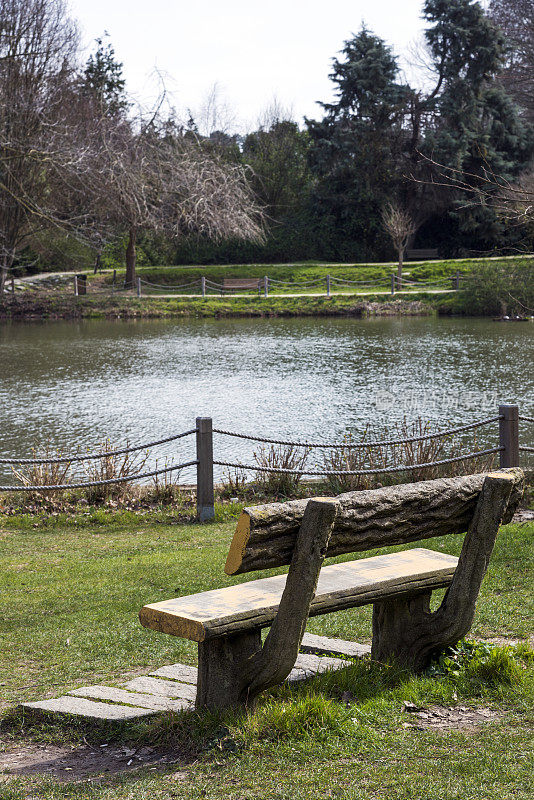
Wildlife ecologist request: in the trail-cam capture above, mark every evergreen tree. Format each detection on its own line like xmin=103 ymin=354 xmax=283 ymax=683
xmin=243 ymin=118 xmax=311 ymax=220
xmin=306 ymin=3 xmax=534 ymax=258
xmin=421 ymin=0 xmax=534 ymax=248
xmin=306 ymin=27 xmax=412 ymax=257
xmin=83 ymin=35 xmax=128 ymax=117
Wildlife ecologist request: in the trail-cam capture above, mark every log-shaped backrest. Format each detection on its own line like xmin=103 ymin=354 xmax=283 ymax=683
xmin=224 ymin=470 xmax=524 ymax=576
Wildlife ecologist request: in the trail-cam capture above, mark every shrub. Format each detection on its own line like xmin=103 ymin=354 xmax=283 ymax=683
xmin=456 ymin=259 xmax=534 ymax=316
xmin=253 ymin=444 xmax=309 ymax=497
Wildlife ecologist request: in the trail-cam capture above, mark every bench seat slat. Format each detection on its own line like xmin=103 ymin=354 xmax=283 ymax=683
xmin=139 ymin=548 xmax=458 ymax=642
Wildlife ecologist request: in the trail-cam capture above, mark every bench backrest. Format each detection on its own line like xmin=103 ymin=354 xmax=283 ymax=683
xmin=225 ymin=471 xmax=523 ymax=575
xmin=405 ymin=248 xmax=439 ymax=259
xmin=222 ymin=278 xmax=260 ymax=289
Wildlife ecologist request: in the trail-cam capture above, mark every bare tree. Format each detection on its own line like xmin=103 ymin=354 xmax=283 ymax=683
xmin=381 ymin=202 xmax=417 ymax=288
xmin=0 ymin=0 xmax=79 ymax=293
xmin=80 ymin=110 xmax=264 ymax=287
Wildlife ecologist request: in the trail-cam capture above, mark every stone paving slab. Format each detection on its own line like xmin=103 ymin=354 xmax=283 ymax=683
xmin=23 ymin=697 xmax=156 ymax=721
xmin=21 ymin=637 xmax=365 ymax=722
xmin=300 ymin=633 xmax=371 ymax=659
xmin=68 ymin=686 xmax=192 ymax=712
xmin=149 ymin=664 xmax=198 ymax=684
xmin=122 ymin=677 xmax=197 ymax=701
xmin=290 ymin=653 xmax=351 ymax=681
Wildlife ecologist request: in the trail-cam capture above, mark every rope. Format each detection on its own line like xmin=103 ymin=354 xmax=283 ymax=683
xmin=0 ymin=460 xmax=199 ymax=492
xmin=520 ymin=416 xmax=534 ymax=423
xmin=0 ymin=429 xmax=196 ymax=465
xmin=329 ymin=276 xmax=384 ymax=285
xmin=212 ymin=416 xmax=501 ymax=449
xmin=519 ymin=446 xmax=534 ymax=453
xmin=139 ymin=279 xmax=200 ymax=290
xmin=213 ymin=447 xmax=502 ymax=476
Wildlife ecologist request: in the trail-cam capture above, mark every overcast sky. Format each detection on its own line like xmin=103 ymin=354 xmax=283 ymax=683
xmin=69 ymin=0 xmax=430 ymax=131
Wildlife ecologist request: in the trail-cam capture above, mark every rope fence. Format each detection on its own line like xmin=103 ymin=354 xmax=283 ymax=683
xmin=5 ymin=270 xmax=476 ymax=299
xmin=0 ymin=429 xmax=196 ymax=465
xmin=212 ymin=416 xmax=501 ymax=449
xmin=0 ymin=405 xmax=531 ymax=521
xmin=0 ymin=460 xmax=198 ymax=492
xmin=213 ymin=447 xmax=503 ymax=477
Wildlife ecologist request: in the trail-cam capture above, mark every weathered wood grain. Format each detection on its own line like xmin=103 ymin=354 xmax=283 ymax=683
xmin=224 ymin=471 xmax=523 ymax=575
xmin=139 ymin=548 xmax=458 ymax=642
xmin=238 ymin=498 xmax=339 ymax=707
xmin=196 ymin=499 xmax=339 ymax=709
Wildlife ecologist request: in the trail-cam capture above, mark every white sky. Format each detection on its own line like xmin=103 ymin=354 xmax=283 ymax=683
xmin=69 ymin=0 xmax=429 ymax=131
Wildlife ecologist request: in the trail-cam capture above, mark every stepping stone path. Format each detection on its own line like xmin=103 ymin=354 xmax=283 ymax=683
xmin=21 ymin=635 xmax=369 ymax=722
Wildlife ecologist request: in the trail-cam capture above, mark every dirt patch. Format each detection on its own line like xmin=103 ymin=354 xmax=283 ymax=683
xmin=401 ymin=702 xmax=502 ymax=731
xmin=0 ymin=741 xmax=188 ymax=782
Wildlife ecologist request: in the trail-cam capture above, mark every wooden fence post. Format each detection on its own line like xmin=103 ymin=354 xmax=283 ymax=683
xmin=390 ymin=274 xmax=395 ymax=295
xmin=74 ymin=275 xmax=78 ymax=296
xmin=499 ymin=404 xmax=519 ymax=468
xmin=201 ymin=276 xmax=206 ymax=298
xmin=326 ymin=275 xmax=331 ymax=297
xmin=11 ymin=276 xmax=15 ymax=294
xmin=196 ymin=417 xmax=214 ymax=521
xmin=264 ymin=276 xmax=268 ymax=298
xmin=137 ymin=277 xmax=141 ymax=297
xmin=455 ymin=270 xmax=460 ymax=290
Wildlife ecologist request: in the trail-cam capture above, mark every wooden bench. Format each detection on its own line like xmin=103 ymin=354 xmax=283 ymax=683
xmin=222 ymin=278 xmax=262 ymax=293
xmin=405 ymin=248 xmax=439 ymax=260
xmin=140 ymin=470 xmax=523 ymax=710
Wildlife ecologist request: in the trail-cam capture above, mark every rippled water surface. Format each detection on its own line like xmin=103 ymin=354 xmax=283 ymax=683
xmin=1 ymin=316 xmax=532 ymax=481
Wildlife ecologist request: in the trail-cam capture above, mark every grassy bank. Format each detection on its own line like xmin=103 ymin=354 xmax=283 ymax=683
xmin=110 ymin=255 xmax=530 ymax=288
xmin=0 ymin=508 xmax=533 ymax=798
xmin=3 ymin=255 xmax=531 ymax=319
xmin=0 ymin=292 xmax=436 ymax=320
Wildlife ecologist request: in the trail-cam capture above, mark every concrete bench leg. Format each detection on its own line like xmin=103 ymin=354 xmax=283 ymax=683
xmin=371 ymin=590 xmax=432 ymax=670
xmin=196 ymin=630 xmax=261 ymax=710
xmin=371 ymin=471 xmax=517 ymax=671
xmin=196 ymin=498 xmax=339 ymax=710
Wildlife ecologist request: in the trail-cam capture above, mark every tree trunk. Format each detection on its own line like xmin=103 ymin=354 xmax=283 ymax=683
xmin=125 ymin=228 xmax=136 ymax=288
xmin=0 ymin=251 xmax=14 ymax=296
xmin=397 ymin=246 xmax=403 ymax=290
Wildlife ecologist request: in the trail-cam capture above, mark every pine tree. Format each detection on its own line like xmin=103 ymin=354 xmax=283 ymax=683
xmin=83 ymin=35 xmax=128 ymax=117
xmin=306 ymin=27 xmax=412 ymax=257
xmin=421 ymin=0 xmax=534 ymax=247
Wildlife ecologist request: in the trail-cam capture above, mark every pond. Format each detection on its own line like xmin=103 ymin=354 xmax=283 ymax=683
xmin=1 ymin=316 xmax=532 ymax=483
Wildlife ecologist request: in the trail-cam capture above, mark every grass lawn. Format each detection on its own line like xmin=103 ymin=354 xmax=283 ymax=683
xmin=0 ymin=509 xmax=533 ymax=798
xmin=117 ymin=255 xmax=531 ymax=289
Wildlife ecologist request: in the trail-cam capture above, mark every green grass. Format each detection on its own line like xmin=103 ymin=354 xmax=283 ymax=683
xmin=5 ymin=254 xmax=530 ymax=319
xmin=2 ymin=291 xmax=437 ymax=321
xmin=0 ymin=512 xmax=533 ymax=798
xmin=116 ymin=255 xmax=531 ymax=289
